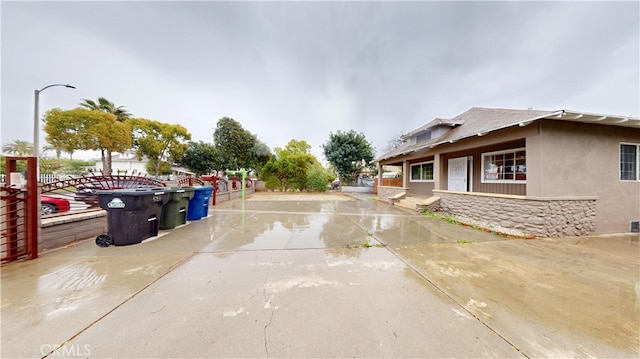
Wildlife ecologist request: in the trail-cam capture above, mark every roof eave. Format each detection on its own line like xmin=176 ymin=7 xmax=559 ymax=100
xmin=547 ymin=110 xmax=640 ymax=128
xmin=426 ymin=110 xmax=563 ymax=148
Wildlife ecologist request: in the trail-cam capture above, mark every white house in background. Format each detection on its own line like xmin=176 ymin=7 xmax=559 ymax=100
xmin=93 ymin=150 xmax=148 ymax=175
xmin=91 ymin=150 xmax=194 ymax=178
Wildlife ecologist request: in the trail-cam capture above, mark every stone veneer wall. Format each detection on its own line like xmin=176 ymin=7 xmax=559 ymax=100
xmin=432 ymin=190 xmax=596 ymax=238
xmin=377 ymin=186 xmax=408 ymax=203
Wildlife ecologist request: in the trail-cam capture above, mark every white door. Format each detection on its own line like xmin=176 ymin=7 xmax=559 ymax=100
xmin=448 ymin=157 xmax=468 ymax=192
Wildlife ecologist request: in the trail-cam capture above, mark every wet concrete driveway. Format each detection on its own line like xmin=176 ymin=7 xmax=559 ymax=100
xmin=2 ymin=192 xmax=638 ymax=358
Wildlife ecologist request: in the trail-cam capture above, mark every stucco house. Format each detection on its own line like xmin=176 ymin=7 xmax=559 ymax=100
xmin=376 ymin=107 xmax=640 ymax=237
xmin=93 ymin=150 xmax=148 ymax=175
xmin=92 ymin=150 xmax=194 ymax=178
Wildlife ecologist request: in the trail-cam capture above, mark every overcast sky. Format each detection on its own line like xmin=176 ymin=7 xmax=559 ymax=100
xmin=2 ymin=1 xmax=638 ymax=162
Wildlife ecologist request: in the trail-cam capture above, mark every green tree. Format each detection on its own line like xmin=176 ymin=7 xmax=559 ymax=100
xmin=129 ymin=118 xmax=191 ymax=177
xmin=179 ymin=141 xmax=220 ymax=176
xmin=2 ymin=140 xmax=33 ymax=156
xmin=260 ymin=139 xmax=319 ymax=191
xmin=322 ymin=130 xmax=375 ymax=184
xmin=80 ymin=97 xmax=132 ymax=121
xmin=213 ymin=117 xmax=271 ymax=173
xmin=79 ymin=97 xmax=132 ymax=173
xmin=304 ymin=162 xmax=334 ymax=192
xmin=44 ymin=108 xmax=132 ymax=174
xmin=61 ymin=159 xmax=94 ymax=175
xmin=249 ymin=138 xmax=272 ymax=176
xmin=39 ymin=156 xmax=63 ymax=174
xmin=145 ymin=159 xmax=173 ymax=176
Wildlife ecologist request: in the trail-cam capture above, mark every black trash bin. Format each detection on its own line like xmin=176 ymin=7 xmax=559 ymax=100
xmin=160 ymin=186 xmax=195 ymax=230
xmin=95 ymin=188 xmax=169 ymax=247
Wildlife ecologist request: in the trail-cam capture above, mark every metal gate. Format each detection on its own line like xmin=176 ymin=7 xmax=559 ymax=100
xmin=1 ymin=157 xmax=38 ymax=262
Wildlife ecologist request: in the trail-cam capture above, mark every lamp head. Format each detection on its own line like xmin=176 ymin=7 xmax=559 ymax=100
xmin=64 ymin=84 xmax=76 ymax=89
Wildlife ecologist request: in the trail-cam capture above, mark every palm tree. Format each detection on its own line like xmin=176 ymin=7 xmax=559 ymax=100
xmin=80 ymin=97 xmax=132 ymax=121
xmin=80 ymin=97 xmax=132 ymax=173
xmin=43 ymin=144 xmax=73 ymax=159
xmin=2 ymin=140 xmax=33 ymax=156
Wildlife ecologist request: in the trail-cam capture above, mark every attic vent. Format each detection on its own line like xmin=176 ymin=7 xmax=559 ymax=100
xmin=416 ymin=131 xmax=431 ymax=143
xmin=631 ymin=221 xmax=639 ymax=233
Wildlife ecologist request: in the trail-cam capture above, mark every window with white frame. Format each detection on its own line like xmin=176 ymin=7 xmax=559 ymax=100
xmin=620 ymin=143 xmax=640 ymax=181
xmin=482 ymin=148 xmax=526 ymax=183
xmin=410 ymin=161 xmax=434 ymax=182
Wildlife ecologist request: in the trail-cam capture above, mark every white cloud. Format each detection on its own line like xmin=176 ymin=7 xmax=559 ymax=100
xmin=2 ymin=1 xmax=638 ymax=162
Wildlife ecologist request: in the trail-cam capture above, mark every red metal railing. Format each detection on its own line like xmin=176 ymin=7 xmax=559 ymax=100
xmin=1 ymin=157 xmax=38 ymax=262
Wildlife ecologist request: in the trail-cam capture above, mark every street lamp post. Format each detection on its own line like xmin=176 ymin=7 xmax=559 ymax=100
xmin=33 ymin=83 xmax=76 ymax=158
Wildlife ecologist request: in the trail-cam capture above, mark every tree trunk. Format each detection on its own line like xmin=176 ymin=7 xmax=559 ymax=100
xmin=106 ymin=151 xmax=113 ymax=175
xmin=101 ymin=149 xmax=107 ymax=173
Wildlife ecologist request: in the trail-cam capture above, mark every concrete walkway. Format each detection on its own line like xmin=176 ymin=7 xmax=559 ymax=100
xmin=1 ymin=192 xmax=638 ymax=358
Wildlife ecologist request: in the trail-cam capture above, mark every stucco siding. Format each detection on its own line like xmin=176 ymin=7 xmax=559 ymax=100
xmin=539 ymin=120 xmax=640 ymax=233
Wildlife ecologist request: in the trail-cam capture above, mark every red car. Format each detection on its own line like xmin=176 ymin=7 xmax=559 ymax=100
xmin=41 ymin=195 xmax=71 ymax=215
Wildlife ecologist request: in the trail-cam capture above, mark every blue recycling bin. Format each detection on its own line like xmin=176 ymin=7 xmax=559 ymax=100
xmin=187 ymin=185 xmax=214 ymax=221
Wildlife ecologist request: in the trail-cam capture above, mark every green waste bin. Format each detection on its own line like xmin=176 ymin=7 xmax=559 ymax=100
xmin=95 ymin=188 xmax=169 ymax=247
xmin=160 ymin=186 xmax=195 ymax=230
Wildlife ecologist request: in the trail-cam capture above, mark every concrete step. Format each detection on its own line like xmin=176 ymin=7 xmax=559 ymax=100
xmin=396 ymin=197 xmax=419 ymax=211
xmin=396 ymin=196 xmax=439 ymax=212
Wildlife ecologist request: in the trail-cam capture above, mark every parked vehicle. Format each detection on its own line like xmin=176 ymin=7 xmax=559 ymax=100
xmin=41 ymin=195 xmax=70 ymax=215
xmin=74 ymin=184 xmax=100 ymax=206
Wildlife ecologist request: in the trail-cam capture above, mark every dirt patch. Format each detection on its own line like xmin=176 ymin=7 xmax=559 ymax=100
xmin=247 ymin=191 xmax=353 ymax=201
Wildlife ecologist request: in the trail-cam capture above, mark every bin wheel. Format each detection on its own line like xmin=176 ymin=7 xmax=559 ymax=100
xmin=96 ymin=234 xmax=113 ymax=247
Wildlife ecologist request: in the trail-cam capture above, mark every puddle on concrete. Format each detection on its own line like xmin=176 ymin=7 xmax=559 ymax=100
xmin=204 ymin=210 xmax=376 ymax=252
xmin=201 ymin=198 xmax=509 ymax=254
xmin=38 ymin=262 xmax=106 ymax=291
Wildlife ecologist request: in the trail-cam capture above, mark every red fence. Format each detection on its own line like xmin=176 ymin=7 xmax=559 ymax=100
xmin=1 ymin=157 xmax=39 ymax=262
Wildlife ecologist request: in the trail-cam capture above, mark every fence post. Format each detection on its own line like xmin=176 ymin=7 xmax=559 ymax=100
xmin=26 ymin=158 xmax=39 ymax=260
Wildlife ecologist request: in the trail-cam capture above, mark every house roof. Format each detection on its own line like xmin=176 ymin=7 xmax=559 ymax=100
xmin=377 ymin=107 xmax=640 ymax=162
xmin=403 ymin=117 xmax=462 ymax=137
